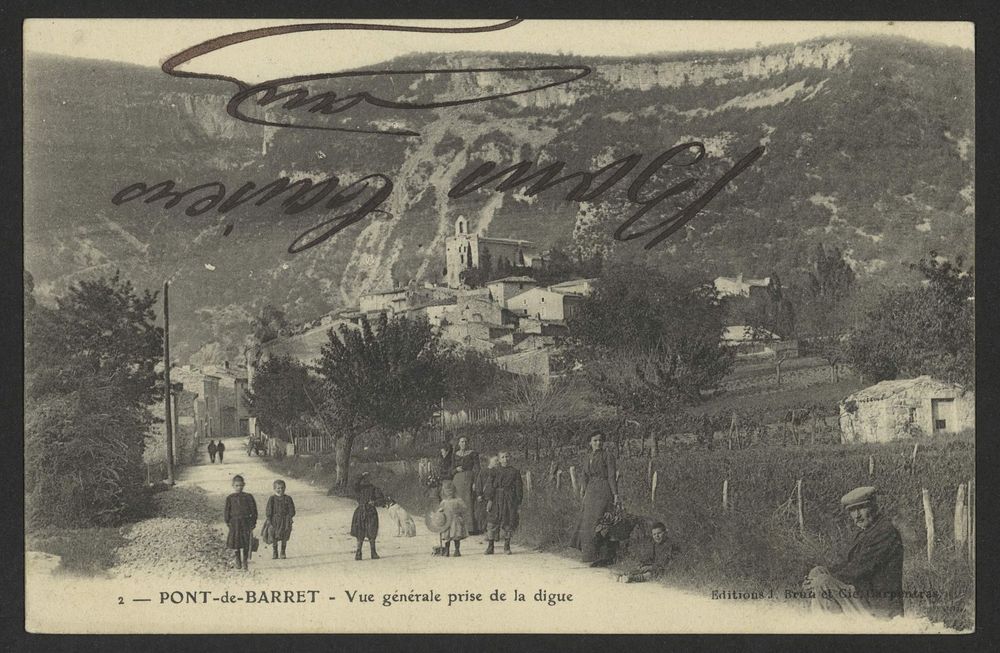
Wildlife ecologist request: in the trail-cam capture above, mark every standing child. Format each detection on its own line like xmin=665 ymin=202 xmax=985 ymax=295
xmin=217 ymin=440 xmax=226 ymax=463
xmin=436 ymin=481 xmax=469 ymax=557
xmin=265 ymin=479 xmax=296 ymax=559
xmin=224 ymin=475 xmax=258 ymax=570
xmin=207 ymin=440 xmax=217 ymax=463
xmin=350 ymin=473 xmax=388 ymax=561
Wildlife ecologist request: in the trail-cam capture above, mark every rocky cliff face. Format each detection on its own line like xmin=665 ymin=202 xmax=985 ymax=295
xmin=24 ymin=37 xmax=973 ymax=361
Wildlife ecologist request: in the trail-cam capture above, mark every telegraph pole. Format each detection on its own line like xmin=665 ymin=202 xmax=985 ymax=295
xmin=163 ymin=280 xmax=175 ymax=485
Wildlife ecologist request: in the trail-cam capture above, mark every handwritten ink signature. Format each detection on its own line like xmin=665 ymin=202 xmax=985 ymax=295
xmin=111 ymin=21 xmax=766 ymax=253
xmin=449 ymin=143 xmax=766 ymax=249
xmin=111 ymin=173 xmax=393 ymax=254
xmin=111 ymin=142 xmax=764 ymax=253
xmin=161 ymin=19 xmax=591 ymax=137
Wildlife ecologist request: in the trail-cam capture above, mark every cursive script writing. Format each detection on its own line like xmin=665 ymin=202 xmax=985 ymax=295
xmin=161 ymin=19 xmax=590 ymax=137
xmin=449 ymin=144 xmax=766 ymax=249
xmin=111 ymin=173 xmax=392 ymax=254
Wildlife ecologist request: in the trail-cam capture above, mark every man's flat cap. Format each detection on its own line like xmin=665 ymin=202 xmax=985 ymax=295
xmin=841 ymin=486 xmax=877 ymax=509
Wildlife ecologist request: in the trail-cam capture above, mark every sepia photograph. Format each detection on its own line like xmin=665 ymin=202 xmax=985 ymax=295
xmin=22 ymin=18 xmax=975 ymax=634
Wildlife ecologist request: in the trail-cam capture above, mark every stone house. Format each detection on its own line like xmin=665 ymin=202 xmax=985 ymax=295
xmin=505 ymin=287 xmax=584 ymax=322
xmin=486 ymin=276 xmax=538 ymax=305
xmin=839 ymin=376 xmax=975 ymax=443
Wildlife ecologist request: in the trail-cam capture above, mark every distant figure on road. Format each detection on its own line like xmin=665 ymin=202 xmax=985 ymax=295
xmin=350 ymin=472 xmax=389 ymax=561
xmin=434 ymin=481 xmax=469 ymax=557
xmin=224 ymin=474 xmax=258 ymax=571
xmin=571 ymin=431 xmax=620 ymax=567
xmin=207 ymin=440 xmax=217 ymax=463
xmin=451 ymin=436 xmax=481 ymax=535
xmin=216 ymin=440 xmax=225 ymax=463
xmin=803 ymin=486 xmax=904 ymax=619
xmin=265 ymin=479 xmax=296 ymax=560
xmin=483 ymin=451 xmax=523 ymax=555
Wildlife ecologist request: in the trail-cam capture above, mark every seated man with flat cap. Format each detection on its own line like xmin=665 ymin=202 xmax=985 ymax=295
xmin=803 ymin=486 xmax=904 ymax=619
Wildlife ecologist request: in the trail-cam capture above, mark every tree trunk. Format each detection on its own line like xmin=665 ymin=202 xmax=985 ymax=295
xmin=335 ymin=435 xmax=355 ymax=487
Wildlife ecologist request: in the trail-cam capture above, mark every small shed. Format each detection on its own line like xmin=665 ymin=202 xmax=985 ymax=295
xmin=839 ymin=376 xmax=974 ymax=443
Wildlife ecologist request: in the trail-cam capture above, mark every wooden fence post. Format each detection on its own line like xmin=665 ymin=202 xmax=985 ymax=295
xmin=868 ymin=455 xmax=874 ymax=477
xmin=722 ymin=479 xmax=729 ymax=512
xmin=921 ymin=488 xmax=935 ymax=563
xmin=796 ymin=479 xmax=804 ymax=534
xmin=556 ymin=470 xmax=563 ymax=491
xmin=647 ymin=459 xmax=653 ymax=484
xmin=615 ymin=469 xmax=622 ymax=486
xmin=910 ymin=443 xmax=919 ymax=475
xmin=548 ymin=462 xmax=557 ymax=483
xmin=569 ymin=466 xmax=578 ymax=496
xmin=651 ymin=471 xmax=659 ymax=506
xmin=954 ymin=483 xmax=967 ymax=546
xmin=525 ymin=470 xmax=533 ymax=496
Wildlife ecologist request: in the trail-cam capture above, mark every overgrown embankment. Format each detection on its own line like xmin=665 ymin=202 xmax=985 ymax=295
xmin=264 ymin=432 xmax=974 ymax=630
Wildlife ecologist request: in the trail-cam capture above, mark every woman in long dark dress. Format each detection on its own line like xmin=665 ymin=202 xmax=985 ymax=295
xmin=451 ymin=436 xmax=481 ymax=534
xmin=570 ymin=432 xmax=620 ymax=566
xmin=350 ymin=473 xmax=388 ymax=561
xmin=224 ymin=474 xmax=258 ymax=570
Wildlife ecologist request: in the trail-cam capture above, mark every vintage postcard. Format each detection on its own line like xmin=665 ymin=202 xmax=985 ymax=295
xmin=23 ymin=19 xmax=975 ymax=634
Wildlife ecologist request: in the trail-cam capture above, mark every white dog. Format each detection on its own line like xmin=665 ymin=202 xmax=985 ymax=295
xmin=386 ymin=501 xmax=417 ymax=537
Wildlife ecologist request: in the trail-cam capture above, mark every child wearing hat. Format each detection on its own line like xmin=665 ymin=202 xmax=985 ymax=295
xmin=350 ymin=472 xmax=389 ymax=560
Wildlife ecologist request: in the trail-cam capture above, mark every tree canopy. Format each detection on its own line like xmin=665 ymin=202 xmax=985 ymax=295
xmin=568 ymin=263 xmax=734 ymax=416
xmin=245 ymin=355 xmax=323 ymax=441
xmin=846 ymin=253 xmax=974 ymax=385
xmin=315 ymin=314 xmax=451 ymax=485
xmin=25 ymin=271 xmax=162 ymax=527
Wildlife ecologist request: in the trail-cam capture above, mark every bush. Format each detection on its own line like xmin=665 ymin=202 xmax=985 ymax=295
xmin=26 ymin=393 xmax=154 ymax=528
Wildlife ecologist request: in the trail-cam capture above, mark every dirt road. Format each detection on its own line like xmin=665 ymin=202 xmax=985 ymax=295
xmin=25 ymin=438 xmax=956 ymax=634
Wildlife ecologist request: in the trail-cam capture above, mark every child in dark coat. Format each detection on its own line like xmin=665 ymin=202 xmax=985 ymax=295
xmin=350 ymin=473 xmax=388 ymax=560
xmin=265 ymin=479 xmax=296 ymax=559
xmin=224 ymin=474 xmax=258 ymax=570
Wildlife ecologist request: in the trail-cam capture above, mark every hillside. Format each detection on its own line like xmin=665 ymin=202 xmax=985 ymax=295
xmin=23 ymin=37 xmax=974 ymax=360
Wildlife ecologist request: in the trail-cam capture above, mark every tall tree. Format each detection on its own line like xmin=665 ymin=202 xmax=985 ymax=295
xmin=569 ymin=262 xmax=733 ymax=393
xmin=25 ymin=272 xmax=163 ymax=527
xmin=795 ymin=243 xmax=857 ymax=380
xmin=846 ymin=253 xmax=974 ymax=385
xmin=316 ymin=314 xmax=449 ymax=486
xmin=568 ymin=263 xmax=734 ymax=447
xmin=444 ymin=349 xmax=511 ymax=407
xmin=245 ymin=355 xmax=321 ymax=441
